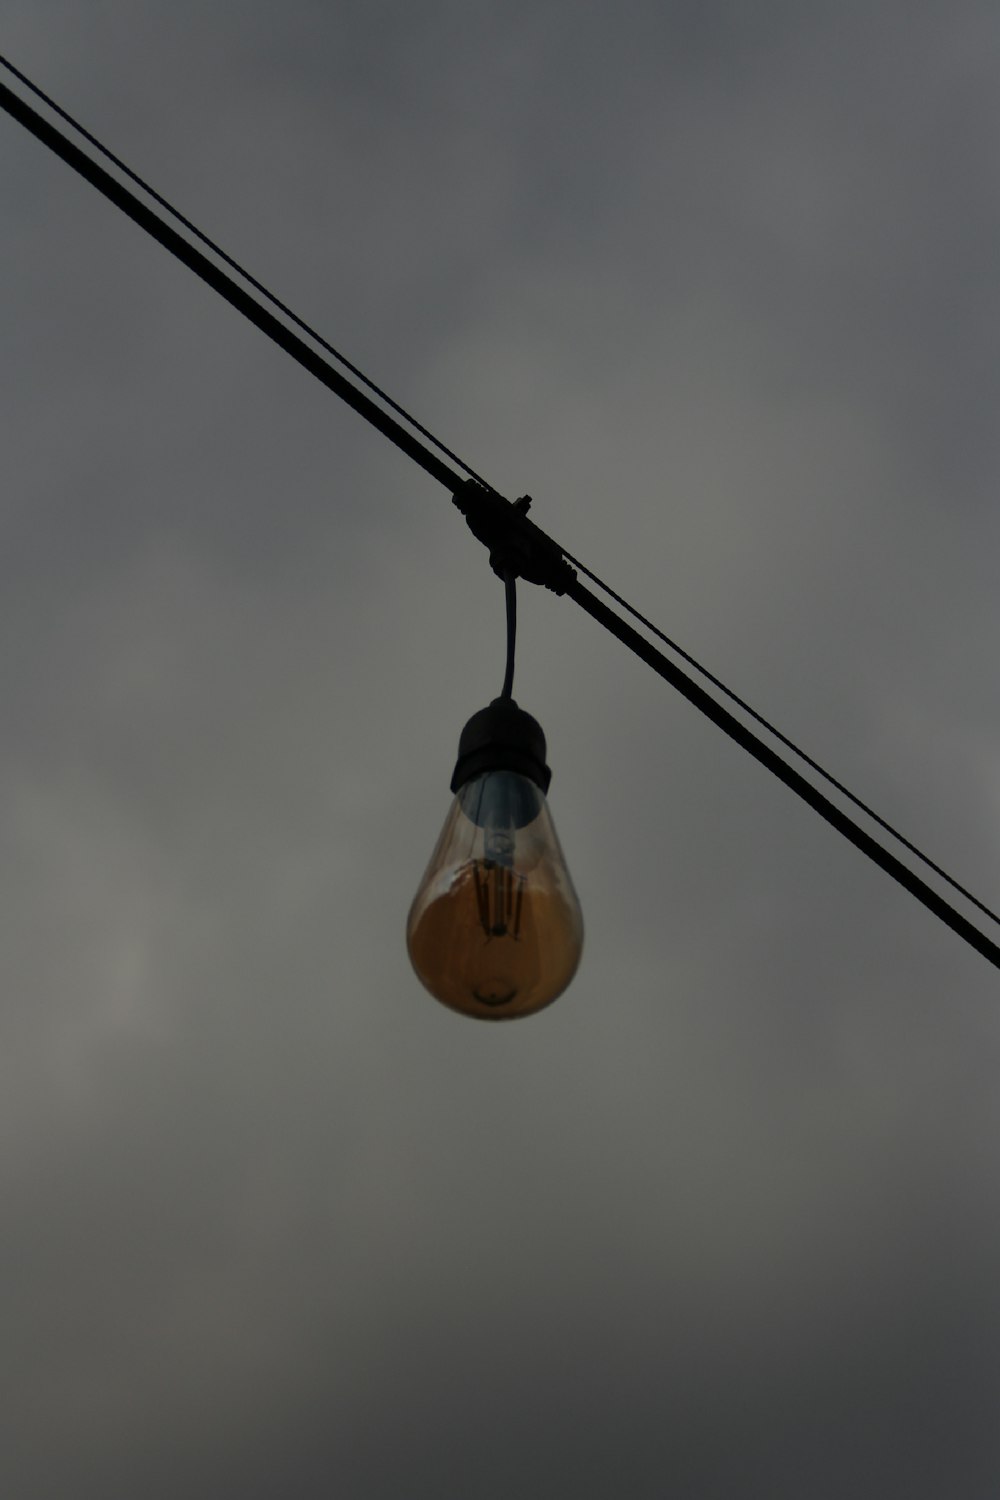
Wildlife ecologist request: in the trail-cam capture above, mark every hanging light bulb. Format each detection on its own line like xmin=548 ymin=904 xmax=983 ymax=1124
xmin=407 ymin=697 xmax=583 ymax=1020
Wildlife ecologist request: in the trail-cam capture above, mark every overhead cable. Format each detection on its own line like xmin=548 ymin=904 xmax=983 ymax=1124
xmin=2 ymin=65 xmax=997 ymax=974
xmin=0 ymin=75 xmax=463 ymax=493
xmin=566 ymin=576 xmax=1000 ymax=972
xmin=563 ymin=547 xmax=1000 ymax=931
xmin=0 ymin=53 xmax=493 ymax=494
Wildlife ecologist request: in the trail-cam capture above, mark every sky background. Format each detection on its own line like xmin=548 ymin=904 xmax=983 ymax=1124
xmin=2 ymin=3 xmax=1000 ymax=1496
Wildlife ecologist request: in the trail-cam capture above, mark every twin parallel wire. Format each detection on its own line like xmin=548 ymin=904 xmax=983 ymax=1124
xmin=0 ymin=54 xmax=491 ymax=495
xmin=2 ymin=58 xmax=998 ymax=973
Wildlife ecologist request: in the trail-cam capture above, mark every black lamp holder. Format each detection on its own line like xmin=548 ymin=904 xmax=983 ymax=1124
xmin=450 ymin=698 xmax=552 ymax=795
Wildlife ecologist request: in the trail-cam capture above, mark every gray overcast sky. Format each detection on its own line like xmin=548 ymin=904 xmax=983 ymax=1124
xmin=3 ymin=3 xmax=1000 ymax=1496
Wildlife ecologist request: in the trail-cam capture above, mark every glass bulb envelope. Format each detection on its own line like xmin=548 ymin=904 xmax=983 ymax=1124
xmin=407 ymin=768 xmax=583 ymax=1020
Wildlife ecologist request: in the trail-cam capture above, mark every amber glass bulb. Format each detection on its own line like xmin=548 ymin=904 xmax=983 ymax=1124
xmin=407 ymin=770 xmax=583 ymax=1020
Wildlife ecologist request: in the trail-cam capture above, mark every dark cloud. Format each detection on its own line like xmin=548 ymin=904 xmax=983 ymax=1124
xmin=2 ymin=3 xmax=1000 ymax=1496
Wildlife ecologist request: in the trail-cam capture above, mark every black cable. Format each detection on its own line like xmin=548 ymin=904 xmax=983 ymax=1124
xmin=0 ymin=53 xmax=493 ymax=495
xmin=501 ymin=572 xmax=517 ymax=700
xmin=566 ymin=576 xmax=1000 ymax=972
xmin=0 ymin=77 xmax=463 ymax=492
xmin=2 ymin=69 xmax=997 ymax=973
xmin=563 ymin=548 xmax=1000 ymax=932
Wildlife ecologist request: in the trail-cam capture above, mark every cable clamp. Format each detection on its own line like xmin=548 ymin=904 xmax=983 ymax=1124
xmin=452 ymin=480 xmax=576 ymax=595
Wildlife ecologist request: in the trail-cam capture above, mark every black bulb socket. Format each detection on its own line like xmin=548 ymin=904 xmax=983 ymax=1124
xmin=450 ymin=698 xmax=552 ymax=795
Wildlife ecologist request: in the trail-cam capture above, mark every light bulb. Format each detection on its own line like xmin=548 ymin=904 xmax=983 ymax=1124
xmin=407 ymin=700 xmax=583 ymax=1020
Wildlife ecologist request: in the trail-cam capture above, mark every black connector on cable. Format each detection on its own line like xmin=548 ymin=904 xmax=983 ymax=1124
xmin=452 ymin=480 xmax=577 ymax=595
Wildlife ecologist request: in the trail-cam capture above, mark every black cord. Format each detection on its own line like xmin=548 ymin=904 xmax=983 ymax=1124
xmin=564 ymin=547 xmax=1000 ymax=933
xmin=501 ymin=572 xmax=516 ymax=700
xmin=0 ymin=53 xmax=493 ymax=496
xmin=566 ymin=576 xmax=1000 ymax=972
xmin=3 ymin=66 xmax=998 ymax=973
xmin=0 ymin=76 xmax=464 ymax=492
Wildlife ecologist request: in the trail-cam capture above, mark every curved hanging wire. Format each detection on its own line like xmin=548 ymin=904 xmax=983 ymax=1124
xmin=500 ymin=571 xmax=517 ymax=701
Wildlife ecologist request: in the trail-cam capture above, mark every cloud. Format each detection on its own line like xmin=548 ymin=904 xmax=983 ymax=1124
xmin=2 ymin=4 xmax=1000 ymax=1496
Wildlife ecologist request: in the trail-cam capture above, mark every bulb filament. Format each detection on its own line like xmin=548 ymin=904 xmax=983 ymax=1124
xmin=472 ymin=859 xmax=525 ymax=940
